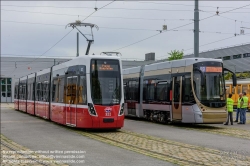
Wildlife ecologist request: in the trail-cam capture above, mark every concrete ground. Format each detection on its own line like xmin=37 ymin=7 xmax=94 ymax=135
xmin=123 ymin=119 xmax=250 ymax=157
xmin=0 ymin=104 xmax=174 ymax=166
xmin=1 ymin=103 xmax=250 ymax=166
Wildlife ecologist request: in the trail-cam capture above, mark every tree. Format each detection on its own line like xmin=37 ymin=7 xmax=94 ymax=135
xmin=167 ymin=50 xmax=184 ymax=61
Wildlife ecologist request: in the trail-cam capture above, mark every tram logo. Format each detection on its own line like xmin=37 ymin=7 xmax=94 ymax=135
xmin=200 ymin=66 xmax=206 ymax=72
xmin=104 ymin=107 xmax=112 ymax=116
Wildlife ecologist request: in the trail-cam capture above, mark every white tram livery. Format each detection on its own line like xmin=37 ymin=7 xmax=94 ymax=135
xmin=123 ymin=58 xmax=237 ymax=124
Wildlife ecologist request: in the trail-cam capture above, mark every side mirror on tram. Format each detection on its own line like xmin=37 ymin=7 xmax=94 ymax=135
xmin=223 ymin=68 xmax=237 ymax=87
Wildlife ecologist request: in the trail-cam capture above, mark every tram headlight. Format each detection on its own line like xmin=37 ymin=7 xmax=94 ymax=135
xmin=88 ymin=103 xmax=97 ymax=116
xmin=119 ymin=103 xmax=124 ymax=116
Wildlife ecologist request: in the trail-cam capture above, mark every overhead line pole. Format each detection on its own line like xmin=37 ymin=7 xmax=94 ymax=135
xmin=194 ymin=0 xmax=199 ymax=57
xmin=76 ymin=32 xmax=79 ymax=57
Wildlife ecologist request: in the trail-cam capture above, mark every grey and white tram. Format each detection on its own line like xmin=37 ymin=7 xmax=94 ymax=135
xmin=123 ymin=58 xmax=236 ymax=124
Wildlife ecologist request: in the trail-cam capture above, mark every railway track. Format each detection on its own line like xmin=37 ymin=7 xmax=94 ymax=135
xmin=75 ymin=130 xmax=250 ymax=166
xmin=1 ymin=135 xmax=67 ymax=166
xmin=172 ymin=123 xmax=250 ymax=140
xmin=1 ymin=141 xmax=50 ymax=166
xmin=126 ymin=116 xmax=250 ymax=140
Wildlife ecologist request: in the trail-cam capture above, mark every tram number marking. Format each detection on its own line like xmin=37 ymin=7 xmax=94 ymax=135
xmin=105 ymin=112 xmax=111 ymax=116
xmin=104 ymin=107 xmax=112 ymax=117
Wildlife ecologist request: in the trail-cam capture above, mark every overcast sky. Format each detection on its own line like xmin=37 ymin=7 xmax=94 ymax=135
xmin=1 ymin=1 xmax=250 ymax=61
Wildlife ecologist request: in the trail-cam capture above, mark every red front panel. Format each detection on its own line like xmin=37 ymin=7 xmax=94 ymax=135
xmin=27 ymin=100 xmax=35 ymax=115
xmin=14 ymin=99 xmax=18 ymax=110
xmin=92 ymin=105 xmax=124 ymax=129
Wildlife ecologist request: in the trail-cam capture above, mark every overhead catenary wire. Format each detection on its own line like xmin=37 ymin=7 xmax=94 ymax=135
xmin=1 ymin=9 xmax=192 ymax=21
xmin=136 ymin=1 xmax=250 ymax=9
xmin=3 ymin=20 xmax=244 ymax=35
xmin=183 ymin=35 xmax=238 ymax=52
xmin=3 ymin=2 xmax=250 ymax=63
xmin=2 ymin=4 xmax=250 ymax=12
xmin=111 ymin=3 xmax=250 ymax=52
xmin=9 ymin=1 xmax=116 ymax=69
xmin=11 ymin=29 xmax=74 ymax=73
xmin=82 ymin=0 xmax=116 ymax=22
xmin=0 ymin=4 xmax=195 ymax=12
xmin=200 ymin=10 xmax=250 ymax=24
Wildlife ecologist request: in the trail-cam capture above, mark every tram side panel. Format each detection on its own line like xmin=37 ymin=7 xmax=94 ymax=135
xmin=35 ymin=70 xmax=51 ymax=119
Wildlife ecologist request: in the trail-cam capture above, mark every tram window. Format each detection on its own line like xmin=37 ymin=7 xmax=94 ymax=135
xmin=30 ymin=83 xmax=33 ymax=100
xmin=128 ymin=80 xmax=139 ymax=101
xmin=147 ymin=84 xmax=155 ymax=100
xmin=19 ymin=86 xmax=22 ymax=99
xmin=143 ymin=81 xmax=147 ymax=101
xmin=232 ymin=86 xmax=235 ymax=94
xmin=32 ymin=82 xmax=35 ymax=100
xmin=156 ymin=82 xmax=169 ymax=101
xmin=27 ymin=84 xmax=31 ymax=100
xmin=52 ymin=79 xmax=57 ymax=102
xmin=29 ymin=83 xmax=32 ymax=100
xmin=79 ymin=76 xmax=87 ymax=105
xmin=226 ymin=86 xmax=230 ymax=95
xmin=183 ymin=75 xmax=193 ymax=102
xmin=243 ymin=85 xmax=248 ymax=94
xmin=36 ymin=83 xmax=42 ymax=101
xmin=58 ymin=77 xmax=65 ymax=103
xmin=123 ymin=82 xmax=127 ymax=100
xmin=23 ymin=85 xmax=26 ymax=100
xmin=20 ymin=86 xmax=22 ymax=100
xmin=237 ymin=85 xmax=242 ymax=94
xmin=43 ymin=82 xmax=49 ymax=102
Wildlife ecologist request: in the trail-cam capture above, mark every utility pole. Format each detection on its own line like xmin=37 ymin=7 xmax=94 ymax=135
xmin=76 ymin=32 xmax=79 ymax=57
xmin=194 ymin=0 xmax=199 ymax=57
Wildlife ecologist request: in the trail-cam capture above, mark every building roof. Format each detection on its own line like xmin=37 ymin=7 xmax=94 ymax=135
xmin=184 ymin=43 xmax=250 ymax=72
xmin=0 ymin=56 xmax=71 ymax=79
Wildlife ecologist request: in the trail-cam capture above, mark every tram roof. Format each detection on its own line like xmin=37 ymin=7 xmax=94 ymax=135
xmin=16 ymin=55 xmax=121 ymax=79
xmin=123 ymin=58 xmax=222 ymax=74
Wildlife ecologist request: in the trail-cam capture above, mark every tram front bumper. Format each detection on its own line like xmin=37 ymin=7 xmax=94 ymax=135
xmin=202 ymin=112 xmax=227 ymax=124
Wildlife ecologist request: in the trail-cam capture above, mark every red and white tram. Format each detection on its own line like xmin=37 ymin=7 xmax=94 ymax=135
xmin=14 ymin=55 xmax=124 ymax=129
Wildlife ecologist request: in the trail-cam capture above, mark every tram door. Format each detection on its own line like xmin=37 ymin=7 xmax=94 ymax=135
xmin=172 ymin=76 xmax=182 ymax=120
xmin=66 ymin=76 xmax=78 ymax=126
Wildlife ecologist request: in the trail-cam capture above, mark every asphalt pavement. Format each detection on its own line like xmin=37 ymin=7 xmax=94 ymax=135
xmin=0 ymin=104 xmax=174 ymax=166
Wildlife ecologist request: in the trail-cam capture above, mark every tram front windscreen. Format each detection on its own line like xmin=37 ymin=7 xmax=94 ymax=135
xmin=193 ymin=61 xmax=226 ymax=108
xmin=90 ymin=59 xmax=121 ymax=106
